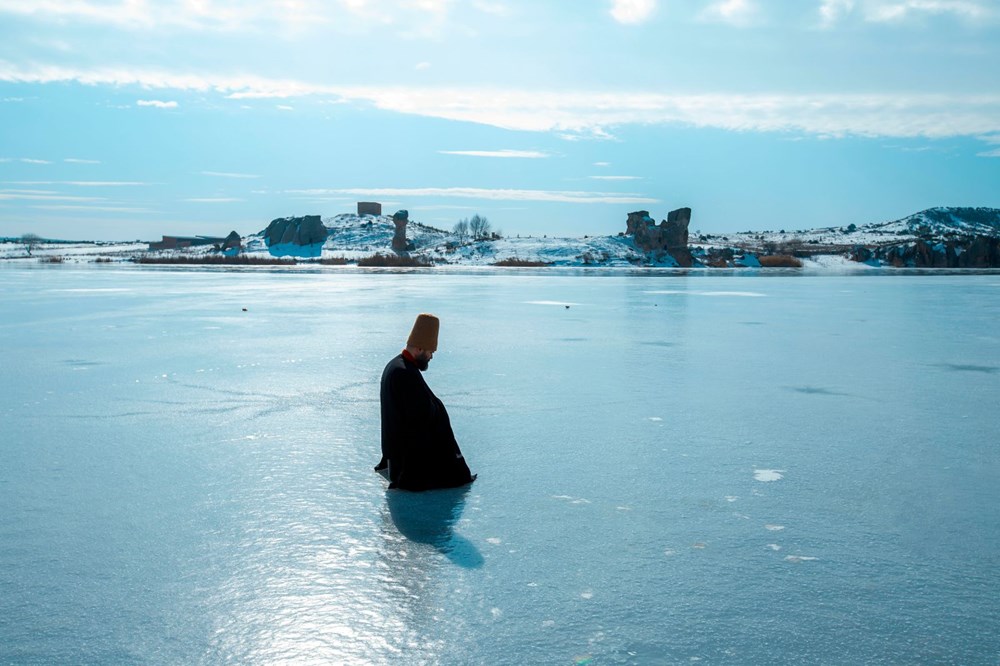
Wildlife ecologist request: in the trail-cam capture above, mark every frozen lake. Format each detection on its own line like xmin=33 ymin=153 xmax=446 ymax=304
xmin=1 ymin=265 xmax=999 ymax=664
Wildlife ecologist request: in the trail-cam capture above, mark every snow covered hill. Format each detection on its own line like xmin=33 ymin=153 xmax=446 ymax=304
xmin=240 ymin=207 xmax=1000 ymax=267
xmin=3 ymin=207 xmax=998 ymax=268
xmin=244 ymin=213 xmax=665 ymax=267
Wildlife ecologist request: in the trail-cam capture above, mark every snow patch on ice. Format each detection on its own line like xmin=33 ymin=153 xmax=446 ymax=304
xmin=785 ymin=555 xmax=819 ymax=563
xmin=486 ymin=537 xmax=502 ymax=545
xmin=643 ymin=290 xmax=765 ymax=297
xmin=525 ymin=300 xmax=578 ymax=306
xmin=753 ymin=469 xmax=785 ymax=482
xmin=551 ymin=495 xmax=591 ymax=505
xmin=764 ymin=524 xmax=785 ymax=531
xmin=767 ymin=544 xmax=782 ymax=551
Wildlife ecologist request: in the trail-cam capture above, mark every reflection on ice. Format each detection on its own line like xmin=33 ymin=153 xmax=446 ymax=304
xmin=385 ymin=485 xmax=483 ymax=569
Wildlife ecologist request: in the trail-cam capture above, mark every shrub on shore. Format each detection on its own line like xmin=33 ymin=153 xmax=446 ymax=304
xmin=318 ymin=256 xmax=350 ymax=265
xmin=493 ymin=257 xmax=551 ymax=267
xmin=357 ymin=253 xmax=433 ymax=267
xmin=134 ymin=255 xmax=296 ymax=265
xmin=40 ymin=255 xmax=64 ymax=263
xmin=758 ymin=254 xmax=803 ymax=268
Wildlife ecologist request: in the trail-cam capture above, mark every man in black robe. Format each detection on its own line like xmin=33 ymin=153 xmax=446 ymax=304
xmin=375 ymin=313 xmax=476 ymax=491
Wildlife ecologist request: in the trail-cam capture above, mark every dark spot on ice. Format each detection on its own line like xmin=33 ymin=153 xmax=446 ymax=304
xmin=741 ymin=321 xmax=765 ymax=326
xmin=938 ymin=363 xmax=998 ymax=374
xmin=559 ymin=337 xmax=588 ymax=343
xmin=641 ymin=341 xmax=675 ymax=347
xmin=787 ymin=386 xmax=848 ymax=396
xmin=61 ymin=359 xmax=103 ymax=367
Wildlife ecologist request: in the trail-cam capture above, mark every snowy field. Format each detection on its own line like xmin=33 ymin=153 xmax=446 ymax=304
xmin=1 ymin=265 xmax=999 ymax=664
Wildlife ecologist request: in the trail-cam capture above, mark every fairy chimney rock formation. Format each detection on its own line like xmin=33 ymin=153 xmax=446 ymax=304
xmin=392 ymin=210 xmax=409 ymax=252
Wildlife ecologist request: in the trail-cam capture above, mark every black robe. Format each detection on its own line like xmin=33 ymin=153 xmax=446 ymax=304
xmin=376 ymin=353 xmax=475 ymax=491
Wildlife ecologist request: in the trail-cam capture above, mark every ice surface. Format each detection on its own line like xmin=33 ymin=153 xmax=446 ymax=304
xmin=1 ymin=265 xmax=999 ymax=664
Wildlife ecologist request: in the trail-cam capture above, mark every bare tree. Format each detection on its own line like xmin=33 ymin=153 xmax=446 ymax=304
xmin=453 ymin=218 xmax=469 ymax=241
xmin=469 ymin=214 xmax=491 ymax=240
xmin=21 ymin=233 xmax=42 ymax=257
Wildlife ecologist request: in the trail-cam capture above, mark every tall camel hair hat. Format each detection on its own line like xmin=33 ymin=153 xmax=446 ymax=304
xmin=407 ymin=313 xmax=440 ymax=351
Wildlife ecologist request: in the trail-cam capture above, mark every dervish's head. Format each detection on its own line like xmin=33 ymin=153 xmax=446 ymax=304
xmin=406 ymin=313 xmax=439 ymax=371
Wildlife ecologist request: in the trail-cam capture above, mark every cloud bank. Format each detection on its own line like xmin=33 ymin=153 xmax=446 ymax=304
xmin=2 ymin=63 xmax=1000 ymax=140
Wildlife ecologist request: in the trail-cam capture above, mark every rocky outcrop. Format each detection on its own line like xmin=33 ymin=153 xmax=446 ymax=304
xmin=222 ymin=230 xmax=242 ymax=251
xmin=626 ymin=207 xmax=693 ymax=266
xmin=220 ymin=230 xmax=242 ymax=256
xmin=392 ymin=210 xmax=409 ymax=252
xmin=264 ymin=215 xmax=327 ymax=247
xmin=873 ymin=236 xmax=1000 ymax=268
xmin=263 ymin=215 xmax=327 ymax=258
xmin=626 ymin=211 xmax=654 ymax=235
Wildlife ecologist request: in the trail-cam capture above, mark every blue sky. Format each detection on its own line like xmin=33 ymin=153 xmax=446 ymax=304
xmin=1 ymin=0 xmax=999 ymax=241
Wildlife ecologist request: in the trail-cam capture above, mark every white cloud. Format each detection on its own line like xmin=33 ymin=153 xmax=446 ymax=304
xmin=977 ymin=148 xmax=1000 ymax=157
xmin=0 ymin=0 xmax=331 ymax=31
xmin=200 ymin=171 xmax=261 ymax=179
xmin=30 ymin=204 xmax=152 ymax=212
xmin=610 ymin=0 xmax=656 ymax=24
xmin=700 ymin=0 xmax=759 ymax=26
xmin=184 ymin=197 xmax=244 ymax=203
xmin=589 ymin=175 xmax=642 ymax=180
xmin=286 ymin=186 xmax=658 ymax=204
xmin=438 ymin=149 xmax=550 ymax=158
xmin=3 ymin=180 xmax=147 ymax=186
xmin=819 ymin=0 xmax=855 ymax=26
xmin=136 ymin=99 xmax=178 ymax=108
xmin=5 ymin=64 xmax=1000 ymax=140
xmin=66 ymin=180 xmax=146 ymax=186
xmin=415 ymin=61 xmax=431 ymax=70
xmin=277 ymin=104 xmax=294 ymax=111
xmin=64 ymin=158 xmax=101 ymax=164
xmin=20 ymin=158 xmax=52 ymax=164
xmin=863 ymin=0 xmax=994 ymax=22
xmin=593 ymin=161 xmax=611 ymax=167
xmin=0 ymin=191 xmax=104 ymax=201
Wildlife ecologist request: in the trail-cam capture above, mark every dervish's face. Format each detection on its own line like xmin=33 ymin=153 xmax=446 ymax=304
xmin=414 ymin=349 xmax=433 ymax=371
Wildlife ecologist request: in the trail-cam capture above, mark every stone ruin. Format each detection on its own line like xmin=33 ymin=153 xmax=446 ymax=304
xmin=357 ymin=201 xmax=382 ymax=216
xmin=626 ymin=207 xmax=693 ymax=265
xmin=392 ymin=210 xmax=409 ymax=252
